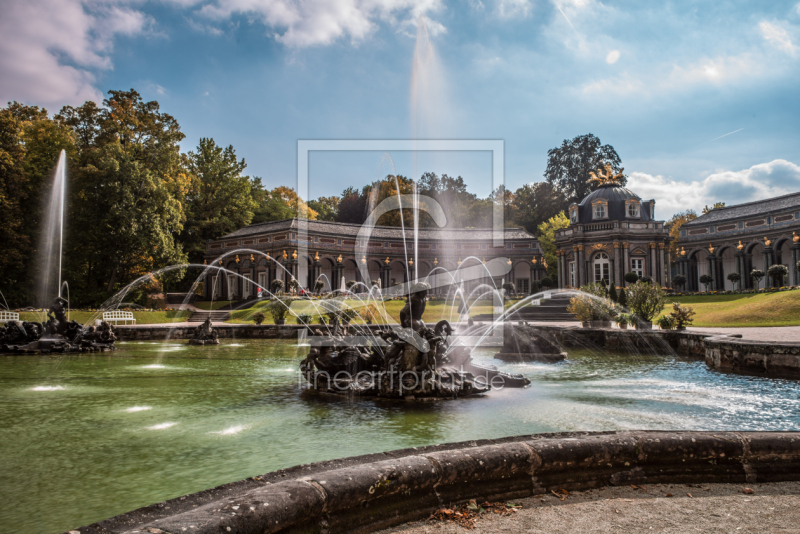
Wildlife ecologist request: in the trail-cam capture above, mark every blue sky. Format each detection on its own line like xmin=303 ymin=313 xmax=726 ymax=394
xmin=2 ymin=0 xmax=799 ymax=218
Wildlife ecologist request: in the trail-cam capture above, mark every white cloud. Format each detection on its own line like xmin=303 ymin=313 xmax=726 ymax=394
xmin=0 ymin=0 xmax=152 ymax=109
xmin=627 ymin=160 xmax=800 ymax=219
xmin=495 ymin=0 xmax=533 ymax=19
xmin=198 ymin=0 xmax=445 ymax=47
xmin=759 ymin=20 xmax=797 ymax=55
xmin=605 ymin=50 xmax=620 ymax=64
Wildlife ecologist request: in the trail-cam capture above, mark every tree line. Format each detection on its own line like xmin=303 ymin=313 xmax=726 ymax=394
xmin=1 ymin=89 xmax=624 ymax=306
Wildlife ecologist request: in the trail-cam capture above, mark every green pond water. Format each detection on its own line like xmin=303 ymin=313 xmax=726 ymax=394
xmin=1 ymin=339 xmax=799 ymax=533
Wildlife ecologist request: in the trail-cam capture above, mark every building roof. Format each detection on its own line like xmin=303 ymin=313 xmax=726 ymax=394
xmin=573 ymin=183 xmax=654 ymax=223
xmin=216 ymin=218 xmax=537 ymax=241
xmin=683 ymin=191 xmax=800 ymax=227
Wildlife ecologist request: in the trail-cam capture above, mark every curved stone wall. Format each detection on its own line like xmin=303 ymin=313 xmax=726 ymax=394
xmin=72 ymin=431 xmax=800 ymax=534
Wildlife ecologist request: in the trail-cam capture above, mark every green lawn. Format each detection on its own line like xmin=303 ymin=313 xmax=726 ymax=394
xmin=658 ymin=291 xmax=800 ymax=327
xmin=226 ymin=298 xmax=517 ymax=325
xmin=17 ymin=310 xmax=191 ymax=325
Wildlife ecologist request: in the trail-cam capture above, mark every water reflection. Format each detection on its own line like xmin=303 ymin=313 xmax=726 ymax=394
xmin=1 ymin=339 xmax=798 ymax=533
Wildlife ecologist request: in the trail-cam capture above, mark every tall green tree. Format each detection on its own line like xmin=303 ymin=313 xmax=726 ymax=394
xmin=544 ymin=134 xmax=623 ymax=204
xmin=308 ymin=196 xmax=339 ymax=221
xmin=511 ymin=181 xmax=568 ymax=234
xmin=182 ymin=138 xmax=254 ymax=263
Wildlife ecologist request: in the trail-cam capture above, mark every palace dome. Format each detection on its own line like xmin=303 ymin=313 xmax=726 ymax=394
xmin=571 ymin=183 xmax=653 ymax=224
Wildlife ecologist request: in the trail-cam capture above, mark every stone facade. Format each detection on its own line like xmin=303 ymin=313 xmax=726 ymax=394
xmin=676 ymin=192 xmax=800 ymax=290
xmin=554 ymin=183 xmax=671 ymax=288
xmin=203 ymin=219 xmax=547 ymax=299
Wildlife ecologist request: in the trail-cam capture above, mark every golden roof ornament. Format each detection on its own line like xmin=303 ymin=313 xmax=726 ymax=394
xmin=292 ymin=249 xmax=297 ymax=259
xmin=588 ymin=163 xmax=625 ymax=187
xmin=764 ymin=236 xmax=771 ymax=246
xmin=737 ymin=241 xmax=744 ymax=250
xmin=794 ymin=232 xmax=799 ymax=242
xmin=708 ymin=244 xmax=715 ymax=254
xmin=384 ymin=256 xmax=390 ymax=265
xmin=680 ymin=247 xmax=686 ymax=256
xmin=314 ymin=251 xmax=319 ymax=261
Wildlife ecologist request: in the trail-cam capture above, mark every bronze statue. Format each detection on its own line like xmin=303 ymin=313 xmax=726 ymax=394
xmin=400 ymin=282 xmax=429 ymax=331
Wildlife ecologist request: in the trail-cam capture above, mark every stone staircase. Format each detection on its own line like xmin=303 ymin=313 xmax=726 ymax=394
xmin=187 ymin=310 xmax=230 ymax=323
xmin=473 ymin=294 xmax=577 ymax=322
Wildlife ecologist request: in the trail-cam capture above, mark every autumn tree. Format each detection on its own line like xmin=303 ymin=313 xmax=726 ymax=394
xmin=666 ymin=210 xmax=698 ymax=263
xmin=544 ymin=134 xmax=623 ymax=204
xmin=537 ymin=211 xmax=570 ymax=279
xmin=511 ymin=182 xmax=568 ymax=234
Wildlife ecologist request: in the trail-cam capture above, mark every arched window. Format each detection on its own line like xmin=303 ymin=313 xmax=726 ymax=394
xmin=627 ymin=202 xmax=640 ymax=217
xmin=570 ymin=207 xmax=578 ymax=223
xmin=593 ymin=252 xmax=610 ymax=283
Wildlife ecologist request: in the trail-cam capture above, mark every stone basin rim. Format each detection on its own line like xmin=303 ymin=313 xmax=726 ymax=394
xmin=70 ymin=430 xmax=800 ymax=534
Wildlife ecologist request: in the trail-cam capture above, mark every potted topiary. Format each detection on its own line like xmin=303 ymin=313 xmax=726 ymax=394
xmin=288 ymin=279 xmax=300 ymax=294
xmin=615 ymin=312 xmax=629 ymax=330
xmin=627 ymin=281 xmax=666 ymax=330
xmin=768 ymin=264 xmax=789 ymax=288
xmin=253 ymin=311 xmax=266 ymax=325
xmin=624 ymin=271 xmax=639 ymax=286
xmin=699 ymin=274 xmax=713 ymax=292
xmin=669 ymin=302 xmax=695 ymax=330
xmin=297 ymin=313 xmax=312 ymax=325
xmin=750 ymin=269 xmax=765 ymax=290
xmin=313 ymin=280 xmax=325 ymax=294
xmin=672 ymin=274 xmax=687 ymax=292
xmin=727 ymin=272 xmax=741 ymax=291
xmin=656 ymin=314 xmax=676 ymax=330
xmin=267 ymin=299 xmax=290 ymax=325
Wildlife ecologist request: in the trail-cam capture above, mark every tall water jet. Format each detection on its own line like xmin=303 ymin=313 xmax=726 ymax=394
xmin=37 ymin=150 xmax=67 ymax=306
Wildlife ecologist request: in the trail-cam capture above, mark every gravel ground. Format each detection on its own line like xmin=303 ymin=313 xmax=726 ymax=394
xmin=377 ymin=481 xmax=800 ymax=533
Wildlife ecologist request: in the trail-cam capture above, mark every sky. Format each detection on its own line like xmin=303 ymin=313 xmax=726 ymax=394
xmin=1 ymin=0 xmax=799 ymax=219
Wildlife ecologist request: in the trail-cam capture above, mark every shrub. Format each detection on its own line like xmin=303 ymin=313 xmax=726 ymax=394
xmin=640 ymin=275 xmax=653 ymax=284
xmin=530 ymin=280 xmax=540 ymax=294
xmin=502 ymin=282 xmax=516 ymax=295
xmin=608 ymin=282 xmax=618 ymax=302
xmin=267 ymin=299 xmax=291 ymax=322
xmin=699 ymin=274 xmax=713 ymax=292
xmin=656 ymin=314 xmax=676 ymax=330
xmin=750 ymin=269 xmax=765 ymax=290
xmin=618 ymin=286 xmax=628 ymax=307
xmin=768 ymin=264 xmax=789 ymax=287
xmin=253 ymin=311 xmax=266 ymax=325
xmin=624 ymin=271 xmax=639 ymax=285
xmin=359 ymin=304 xmax=381 ymax=324
xmin=726 ymin=272 xmax=741 ymax=290
xmin=672 ymin=274 xmax=687 ymax=290
xmin=615 ymin=312 xmax=630 ymax=326
xmin=669 ymin=302 xmax=695 ymax=329
xmin=288 ymin=279 xmax=300 ymax=292
xmin=345 ymin=280 xmax=357 ymax=290
xmin=567 ymin=283 xmax=616 ymax=322
xmin=626 ymin=281 xmax=666 ymax=323
xmin=297 ymin=313 xmax=312 ymax=325
xmin=540 ymin=277 xmax=553 ymax=288
xmin=313 ymin=280 xmax=325 ymax=293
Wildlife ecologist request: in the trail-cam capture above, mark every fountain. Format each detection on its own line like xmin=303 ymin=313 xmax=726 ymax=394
xmin=1 ymin=150 xmax=117 ymax=354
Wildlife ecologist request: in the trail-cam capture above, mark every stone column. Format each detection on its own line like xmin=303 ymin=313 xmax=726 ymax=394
xmin=791 ymin=242 xmax=800 ymax=286
xmin=658 ymin=244 xmax=666 ymax=286
xmin=649 ymin=243 xmax=657 ymax=281
xmin=764 ymin=246 xmax=774 ymax=287
xmin=622 ymin=242 xmax=630 ymax=286
xmin=613 ymin=242 xmax=622 ymax=286
xmin=557 ymin=252 xmax=563 ymax=288
xmin=665 ymin=248 xmax=672 ymax=288
xmin=575 ymin=246 xmax=583 ymax=286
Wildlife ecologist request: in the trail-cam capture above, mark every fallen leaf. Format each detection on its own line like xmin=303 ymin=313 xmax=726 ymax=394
xmin=666 ymin=494 xmax=673 ymax=497
xmin=743 ymin=488 xmax=754 ymax=495
xmin=687 ymin=493 xmax=692 ymax=498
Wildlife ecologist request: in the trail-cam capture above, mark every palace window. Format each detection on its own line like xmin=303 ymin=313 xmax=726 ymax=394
xmin=631 ymin=258 xmax=644 ymax=279
xmin=627 ymin=201 xmax=640 ymax=218
xmin=593 ymin=252 xmax=610 ymax=284
xmin=593 ymin=202 xmax=607 ymax=220
xmin=569 ymin=262 xmax=576 ymax=287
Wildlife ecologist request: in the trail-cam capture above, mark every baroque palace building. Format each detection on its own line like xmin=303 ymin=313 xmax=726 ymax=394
xmin=676 ymin=192 xmax=800 ymax=290
xmin=202 ymin=219 xmax=547 ymax=300
xmin=553 ymin=167 xmax=672 ymax=288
